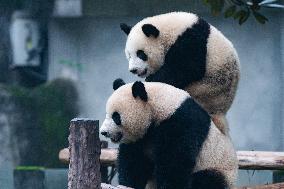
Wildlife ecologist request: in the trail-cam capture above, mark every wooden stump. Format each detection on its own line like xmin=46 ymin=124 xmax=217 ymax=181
xmin=68 ymin=118 xmax=101 ymax=189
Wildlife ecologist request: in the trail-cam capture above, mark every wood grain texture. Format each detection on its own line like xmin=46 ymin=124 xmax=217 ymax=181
xmin=237 ymin=151 xmax=284 ymax=170
xmin=236 ymin=182 xmax=284 ymax=189
xmin=68 ymin=118 xmax=101 ymax=189
xmin=61 ymin=148 xmax=284 ymax=170
xmin=102 ymin=182 xmax=284 ymax=189
xmin=101 ymin=183 xmax=134 ymax=189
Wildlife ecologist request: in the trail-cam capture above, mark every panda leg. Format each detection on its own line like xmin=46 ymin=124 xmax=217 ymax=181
xmin=118 ymin=143 xmax=153 ymax=189
xmin=191 ymin=169 xmax=229 ymax=189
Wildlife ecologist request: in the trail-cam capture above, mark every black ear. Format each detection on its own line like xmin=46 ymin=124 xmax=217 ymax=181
xmin=113 ymin=78 xmax=126 ymax=90
xmin=120 ymin=23 xmax=132 ymax=35
xmin=132 ymin=81 xmax=148 ymax=102
xmin=142 ymin=24 xmax=159 ymax=38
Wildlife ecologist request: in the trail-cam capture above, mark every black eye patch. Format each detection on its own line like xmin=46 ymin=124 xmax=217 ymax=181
xmin=136 ymin=50 xmax=148 ymax=61
xmin=112 ymin=112 xmax=121 ymax=126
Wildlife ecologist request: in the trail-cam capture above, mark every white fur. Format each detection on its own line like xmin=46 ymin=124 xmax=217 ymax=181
xmin=125 ymin=12 xmax=198 ymax=77
xmin=101 ymin=82 xmax=238 ymax=188
xmin=124 ymin=12 xmax=240 ymax=134
xmin=100 ymin=82 xmax=188 ymax=143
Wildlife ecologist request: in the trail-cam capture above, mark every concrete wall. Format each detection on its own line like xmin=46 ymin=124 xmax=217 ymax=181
xmin=48 ymin=0 xmax=284 ymax=186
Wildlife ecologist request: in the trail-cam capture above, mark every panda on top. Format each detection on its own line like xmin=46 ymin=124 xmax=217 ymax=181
xmin=120 ymin=12 xmax=240 ymax=135
xmin=100 ymin=79 xmax=238 ymax=189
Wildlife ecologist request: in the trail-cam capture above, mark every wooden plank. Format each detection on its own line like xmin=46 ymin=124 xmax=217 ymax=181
xmin=60 ymin=148 xmax=284 ymax=170
xmin=101 ymin=182 xmax=284 ymax=189
xmin=237 ymin=182 xmax=284 ymax=189
xmin=101 ymin=183 xmax=133 ymax=189
xmin=237 ymin=151 xmax=284 ymax=170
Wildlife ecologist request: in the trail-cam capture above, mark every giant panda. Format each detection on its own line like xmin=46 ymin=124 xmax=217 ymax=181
xmin=120 ymin=12 xmax=240 ymax=135
xmin=100 ymin=79 xmax=238 ymax=189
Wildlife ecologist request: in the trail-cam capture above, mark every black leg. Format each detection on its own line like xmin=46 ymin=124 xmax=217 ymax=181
xmin=118 ymin=142 xmax=153 ymax=189
xmin=153 ymin=126 xmax=194 ymax=189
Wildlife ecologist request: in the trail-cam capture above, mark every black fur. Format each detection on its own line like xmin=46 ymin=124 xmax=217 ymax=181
xmin=118 ymin=98 xmax=218 ymax=189
xmin=146 ymin=18 xmax=210 ymax=89
xmin=137 ymin=50 xmax=148 ymax=61
xmin=113 ymin=78 xmax=126 ymax=90
xmin=118 ymin=140 xmax=154 ymax=189
xmin=112 ymin=112 xmax=121 ymax=125
xmin=142 ymin=24 xmax=160 ymax=38
xmin=191 ymin=169 xmax=228 ymax=189
xmin=132 ymin=81 xmax=148 ymax=101
xmin=120 ymin=23 xmax=132 ymax=35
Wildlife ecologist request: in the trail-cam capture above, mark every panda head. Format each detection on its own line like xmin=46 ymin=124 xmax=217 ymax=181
xmin=120 ymin=12 xmax=199 ymax=78
xmin=100 ymin=79 xmax=152 ymax=143
xmin=120 ymin=22 xmax=165 ymax=78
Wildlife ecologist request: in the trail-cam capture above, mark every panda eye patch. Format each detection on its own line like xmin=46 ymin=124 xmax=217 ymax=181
xmin=136 ymin=50 xmax=148 ymax=61
xmin=112 ymin=112 xmax=121 ymax=126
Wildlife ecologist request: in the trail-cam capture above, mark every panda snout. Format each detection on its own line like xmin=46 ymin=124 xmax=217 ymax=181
xmin=101 ymin=131 xmax=109 ymax=137
xmin=130 ymin=69 xmax=138 ymax=74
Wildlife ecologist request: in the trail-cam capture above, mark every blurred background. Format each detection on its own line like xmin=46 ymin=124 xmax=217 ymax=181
xmin=0 ymin=0 xmax=283 ymax=188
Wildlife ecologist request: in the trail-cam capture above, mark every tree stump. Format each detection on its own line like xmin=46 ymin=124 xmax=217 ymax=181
xmin=68 ymin=118 xmax=101 ymax=189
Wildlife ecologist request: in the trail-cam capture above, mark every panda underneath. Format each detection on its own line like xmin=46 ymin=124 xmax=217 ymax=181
xmin=120 ymin=12 xmax=240 ymax=135
xmin=100 ymin=79 xmax=238 ymax=189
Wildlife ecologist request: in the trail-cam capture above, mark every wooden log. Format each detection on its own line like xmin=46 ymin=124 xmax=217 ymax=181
xmin=237 ymin=151 xmax=284 ymax=170
xmin=101 ymin=183 xmax=133 ymax=189
xmin=68 ymin=118 xmax=101 ymax=189
xmin=60 ymin=147 xmax=117 ymax=166
xmin=101 ymin=182 xmax=284 ymax=189
xmin=237 ymin=182 xmax=284 ymax=189
xmin=59 ymin=148 xmax=69 ymax=164
xmin=100 ymin=148 xmax=118 ymax=166
xmin=61 ymin=148 xmax=284 ymax=170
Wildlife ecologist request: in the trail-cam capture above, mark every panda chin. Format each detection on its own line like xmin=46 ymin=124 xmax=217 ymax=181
xmin=137 ymin=68 xmax=148 ymax=78
xmin=110 ymin=132 xmax=123 ymax=143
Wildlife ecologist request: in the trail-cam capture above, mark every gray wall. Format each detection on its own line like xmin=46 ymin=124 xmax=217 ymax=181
xmin=48 ymin=1 xmax=284 ymax=186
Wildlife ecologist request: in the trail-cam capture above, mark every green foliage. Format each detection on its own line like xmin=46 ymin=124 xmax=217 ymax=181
xmin=203 ymin=0 xmax=283 ymax=25
xmin=6 ymin=78 xmax=79 ymax=168
xmin=35 ymin=78 xmax=79 ymax=168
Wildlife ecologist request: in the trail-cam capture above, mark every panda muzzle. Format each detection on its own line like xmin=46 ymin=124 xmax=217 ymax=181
xmin=110 ymin=132 xmax=123 ymax=143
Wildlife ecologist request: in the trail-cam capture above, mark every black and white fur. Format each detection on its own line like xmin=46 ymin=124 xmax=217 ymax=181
xmin=100 ymin=79 xmax=238 ymax=189
xmin=120 ymin=12 xmax=240 ymax=134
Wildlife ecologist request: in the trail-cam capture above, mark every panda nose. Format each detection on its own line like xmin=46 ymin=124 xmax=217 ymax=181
xmin=130 ymin=69 xmax=138 ymax=74
xmin=101 ymin=131 xmax=108 ymax=137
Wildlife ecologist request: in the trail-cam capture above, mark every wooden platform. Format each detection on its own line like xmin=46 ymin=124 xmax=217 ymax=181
xmin=60 ymin=148 xmax=284 ymax=170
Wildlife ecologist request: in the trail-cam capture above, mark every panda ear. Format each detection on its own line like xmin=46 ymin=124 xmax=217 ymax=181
xmin=142 ymin=24 xmax=159 ymax=38
xmin=113 ymin=78 xmax=126 ymax=90
xmin=120 ymin=23 xmax=132 ymax=35
xmin=132 ymin=81 xmax=148 ymax=102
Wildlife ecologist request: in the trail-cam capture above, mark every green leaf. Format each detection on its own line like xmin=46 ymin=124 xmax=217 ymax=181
xmin=209 ymin=0 xmax=225 ymax=15
xmin=203 ymin=0 xmax=210 ymax=4
xmin=234 ymin=10 xmax=247 ymax=20
xmin=239 ymin=11 xmax=250 ymax=25
xmin=225 ymin=5 xmax=237 ymax=18
xmin=253 ymin=11 xmax=268 ymax=24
